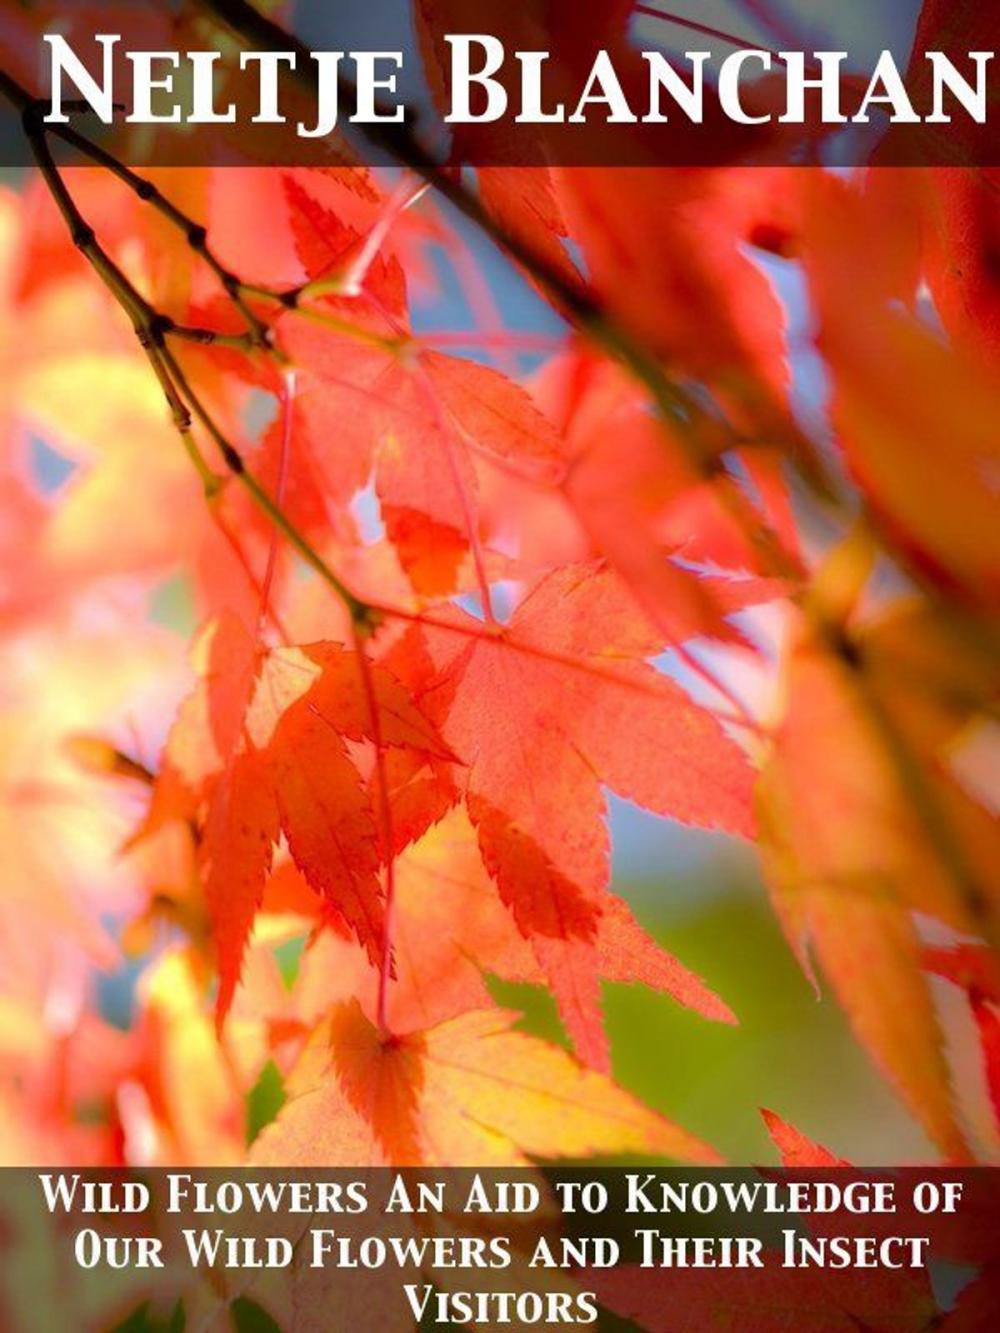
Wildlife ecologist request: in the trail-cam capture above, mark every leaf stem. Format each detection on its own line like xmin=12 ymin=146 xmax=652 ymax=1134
xmin=352 ymin=630 xmax=398 ymax=1035
xmin=157 ymin=339 xmax=377 ymax=627
xmin=257 ymin=369 xmax=296 ymax=639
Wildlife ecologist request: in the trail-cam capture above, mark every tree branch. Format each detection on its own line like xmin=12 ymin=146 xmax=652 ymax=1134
xmin=0 ymin=75 xmax=376 ymax=632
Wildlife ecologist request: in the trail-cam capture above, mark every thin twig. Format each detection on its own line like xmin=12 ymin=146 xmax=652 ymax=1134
xmin=40 ymin=113 xmax=274 ymax=346
xmin=0 ymin=74 xmax=376 ymax=634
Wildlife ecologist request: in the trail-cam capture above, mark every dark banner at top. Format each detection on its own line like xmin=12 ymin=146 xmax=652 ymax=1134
xmin=0 ymin=0 xmax=996 ymax=168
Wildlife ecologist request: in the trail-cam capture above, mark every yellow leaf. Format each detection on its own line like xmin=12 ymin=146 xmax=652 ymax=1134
xmin=252 ymin=1001 xmax=719 ymax=1167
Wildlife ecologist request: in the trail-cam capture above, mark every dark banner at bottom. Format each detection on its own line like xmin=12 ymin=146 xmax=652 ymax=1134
xmin=0 ymin=1168 xmax=997 ymax=1330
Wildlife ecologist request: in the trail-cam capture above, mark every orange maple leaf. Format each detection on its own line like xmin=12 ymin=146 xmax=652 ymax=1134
xmin=252 ymin=1000 xmax=720 ymax=1167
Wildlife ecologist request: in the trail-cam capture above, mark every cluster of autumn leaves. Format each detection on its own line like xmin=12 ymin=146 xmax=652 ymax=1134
xmin=0 ymin=108 xmax=997 ymax=1171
